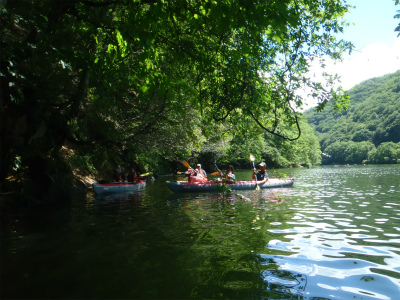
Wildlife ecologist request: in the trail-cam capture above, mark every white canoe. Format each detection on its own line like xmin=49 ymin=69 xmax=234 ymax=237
xmin=166 ymin=178 xmax=294 ymax=193
xmin=93 ymin=180 xmax=146 ymax=195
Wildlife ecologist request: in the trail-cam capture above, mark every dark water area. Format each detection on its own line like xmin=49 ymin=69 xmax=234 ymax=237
xmin=1 ymin=165 xmax=399 ymax=299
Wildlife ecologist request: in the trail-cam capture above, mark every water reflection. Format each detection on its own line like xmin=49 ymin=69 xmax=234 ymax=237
xmin=93 ymin=189 xmax=146 ymax=207
xmin=1 ymin=165 xmax=399 ymax=299
xmin=162 ymin=187 xmax=299 ymax=299
xmin=259 ymin=165 xmax=400 ymax=299
xmin=260 ymin=253 xmax=399 ymax=300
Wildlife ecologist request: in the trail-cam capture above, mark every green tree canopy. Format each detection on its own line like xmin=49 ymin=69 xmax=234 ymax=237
xmin=369 ymin=142 xmax=400 ymax=164
xmin=1 ymin=0 xmax=353 ymax=200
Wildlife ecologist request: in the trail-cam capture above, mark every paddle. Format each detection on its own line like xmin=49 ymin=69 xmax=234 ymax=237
xmin=183 ymin=160 xmax=193 ymax=175
xmin=183 ymin=160 xmax=191 ymax=169
xmin=140 ymin=172 xmax=152 ymax=177
xmin=250 ymin=154 xmax=260 ymax=190
xmin=183 ymin=160 xmax=206 ymax=179
xmin=214 ymin=161 xmax=223 ymax=177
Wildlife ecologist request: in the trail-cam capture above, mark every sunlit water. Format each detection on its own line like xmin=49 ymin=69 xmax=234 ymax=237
xmin=1 ymin=165 xmax=399 ymax=299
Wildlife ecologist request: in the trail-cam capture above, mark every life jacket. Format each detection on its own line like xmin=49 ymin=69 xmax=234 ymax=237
xmin=133 ymin=173 xmax=139 ymax=182
xmin=128 ymin=172 xmax=139 ymax=183
xmin=189 ymin=176 xmax=208 ymax=183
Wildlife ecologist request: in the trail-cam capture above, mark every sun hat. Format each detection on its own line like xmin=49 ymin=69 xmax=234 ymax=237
xmin=258 ymin=162 xmax=266 ymax=167
xmin=197 ymin=164 xmax=201 ymax=167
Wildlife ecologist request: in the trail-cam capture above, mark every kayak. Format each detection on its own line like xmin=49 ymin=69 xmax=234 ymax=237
xmin=93 ymin=180 xmax=146 ymax=195
xmin=166 ymin=178 xmax=294 ymax=193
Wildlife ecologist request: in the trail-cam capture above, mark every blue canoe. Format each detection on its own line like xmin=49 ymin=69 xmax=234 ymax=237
xmin=93 ymin=180 xmax=146 ymax=195
xmin=166 ymin=178 xmax=294 ymax=193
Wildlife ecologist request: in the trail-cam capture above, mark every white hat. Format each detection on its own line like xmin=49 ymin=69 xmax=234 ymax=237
xmin=258 ymin=162 xmax=266 ymax=167
xmin=197 ymin=164 xmax=201 ymax=167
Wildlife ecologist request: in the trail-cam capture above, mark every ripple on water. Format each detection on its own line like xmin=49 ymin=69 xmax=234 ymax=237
xmin=257 ymin=165 xmax=400 ymax=299
xmin=260 ymin=253 xmax=399 ymax=300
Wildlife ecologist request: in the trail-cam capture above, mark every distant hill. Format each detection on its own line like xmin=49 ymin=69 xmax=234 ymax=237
xmin=304 ymin=70 xmax=400 ymax=164
xmin=304 ymin=70 xmax=400 ymax=150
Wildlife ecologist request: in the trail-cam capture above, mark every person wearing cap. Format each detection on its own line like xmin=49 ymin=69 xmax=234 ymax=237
xmin=252 ymin=162 xmax=269 ymax=183
xmin=195 ymin=164 xmax=207 ymax=179
xmin=185 ymin=163 xmax=207 ymax=183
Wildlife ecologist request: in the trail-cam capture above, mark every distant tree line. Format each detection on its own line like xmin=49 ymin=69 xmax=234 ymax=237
xmin=322 ymin=141 xmax=400 ymax=165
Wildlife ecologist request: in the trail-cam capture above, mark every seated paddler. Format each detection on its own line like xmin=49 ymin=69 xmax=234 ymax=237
xmin=195 ymin=164 xmax=207 ymax=179
xmin=127 ymin=166 xmax=141 ymax=183
xmin=252 ymin=162 xmax=269 ymax=184
xmin=223 ymin=165 xmax=236 ymax=184
xmin=185 ymin=163 xmax=208 ymax=183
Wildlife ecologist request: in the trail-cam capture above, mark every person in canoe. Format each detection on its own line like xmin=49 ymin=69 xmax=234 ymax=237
xmin=195 ymin=164 xmax=207 ymax=178
xmin=127 ymin=167 xmax=141 ymax=183
xmin=185 ymin=166 xmax=195 ymax=176
xmin=223 ymin=165 xmax=236 ymax=183
xmin=252 ymin=162 xmax=269 ymax=183
xmin=114 ymin=166 xmax=127 ymax=182
xmin=185 ymin=163 xmax=208 ymax=183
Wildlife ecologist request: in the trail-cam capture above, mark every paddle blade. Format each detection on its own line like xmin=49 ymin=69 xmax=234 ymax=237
xmin=140 ymin=172 xmax=152 ymax=177
xmin=182 ymin=160 xmax=190 ymax=168
xmin=256 ymin=185 xmax=260 ymax=190
xmin=250 ymin=154 xmax=255 ymax=162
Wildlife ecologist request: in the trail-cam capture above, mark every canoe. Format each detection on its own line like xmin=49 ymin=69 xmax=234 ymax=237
xmin=166 ymin=178 xmax=294 ymax=193
xmin=93 ymin=180 xmax=146 ymax=195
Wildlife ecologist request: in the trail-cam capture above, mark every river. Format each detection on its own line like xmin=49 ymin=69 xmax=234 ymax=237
xmin=1 ymin=164 xmax=399 ymax=299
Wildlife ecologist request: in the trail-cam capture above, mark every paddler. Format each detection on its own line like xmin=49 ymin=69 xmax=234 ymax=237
xmin=195 ymin=164 xmax=207 ymax=179
xmin=127 ymin=166 xmax=141 ymax=183
xmin=185 ymin=163 xmax=207 ymax=183
xmin=252 ymin=162 xmax=269 ymax=183
xmin=223 ymin=165 xmax=235 ymax=183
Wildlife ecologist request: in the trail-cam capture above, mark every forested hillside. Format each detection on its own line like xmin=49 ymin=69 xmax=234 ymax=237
xmin=304 ymin=70 xmax=400 ymax=164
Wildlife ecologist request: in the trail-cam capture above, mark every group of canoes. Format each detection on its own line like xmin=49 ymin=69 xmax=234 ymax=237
xmin=93 ymin=161 xmax=295 ymax=195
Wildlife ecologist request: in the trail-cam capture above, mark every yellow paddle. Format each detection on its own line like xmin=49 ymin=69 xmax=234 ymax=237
xmin=140 ymin=172 xmax=152 ymax=177
xmin=250 ymin=154 xmax=260 ymax=190
xmin=183 ymin=160 xmax=191 ymax=169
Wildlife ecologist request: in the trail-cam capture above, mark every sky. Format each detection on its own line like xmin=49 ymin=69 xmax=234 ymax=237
xmin=304 ymin=0 xmax=400 ymax=108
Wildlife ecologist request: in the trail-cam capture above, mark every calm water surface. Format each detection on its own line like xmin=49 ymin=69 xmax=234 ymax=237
xmin=1 ymin=165 xmax=399 ymax=299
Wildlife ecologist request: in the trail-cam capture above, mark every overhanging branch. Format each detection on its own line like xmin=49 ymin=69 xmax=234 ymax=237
xmin=250 ymin=109 xmax=301 ymax=141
